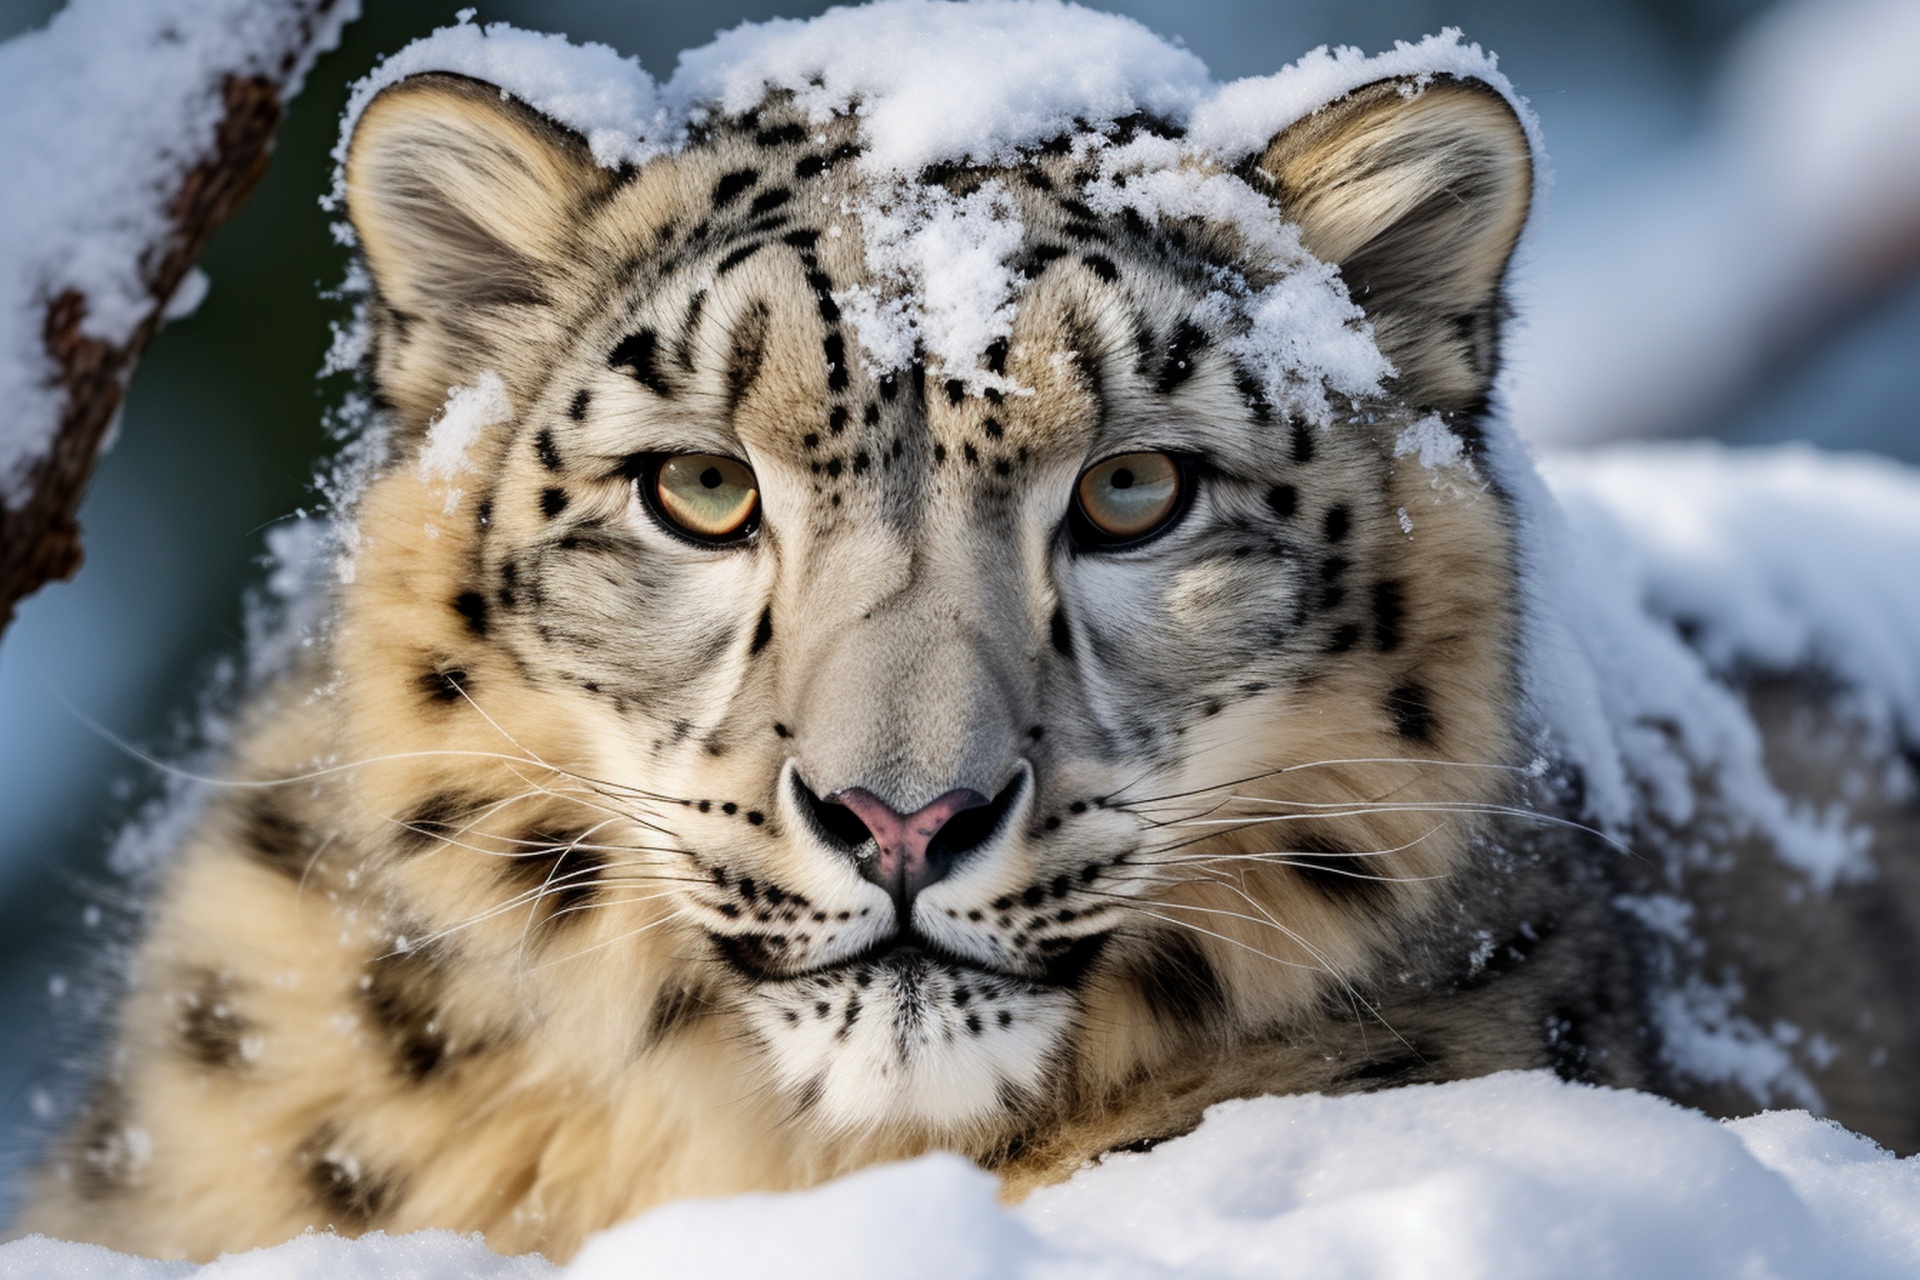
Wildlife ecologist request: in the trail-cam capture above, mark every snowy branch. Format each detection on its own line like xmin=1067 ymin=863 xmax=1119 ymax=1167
xmin=0 ymin=0 xmax=357 ymax=641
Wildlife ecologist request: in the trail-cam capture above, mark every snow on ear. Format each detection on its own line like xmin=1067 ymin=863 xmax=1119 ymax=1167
xmin=1257 ymin=75 xmax=1533 ymax=412
xmin=345 ymin=72 xmax=601 ymax=324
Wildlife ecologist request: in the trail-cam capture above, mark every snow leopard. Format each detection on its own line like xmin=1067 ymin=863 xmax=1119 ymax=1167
xmin=16 ymin=61 xmax=1920 ymax=1264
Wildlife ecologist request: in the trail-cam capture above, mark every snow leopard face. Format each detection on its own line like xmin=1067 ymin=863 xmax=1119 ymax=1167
xmin=322 ymin=72 xmax=1532 ymax=1139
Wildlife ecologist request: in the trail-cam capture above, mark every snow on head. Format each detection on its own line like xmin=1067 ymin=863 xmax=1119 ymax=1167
xmin=670 ymin=0 xmax=1211 ymax=174
xmin=333 ymin=4 xmax=1519 ymax=399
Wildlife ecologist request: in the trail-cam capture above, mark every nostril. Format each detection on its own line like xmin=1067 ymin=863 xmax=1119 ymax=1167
xmin=926 ymin=774 xmax=1022 ymax=867
xmin=793 ymin=772 xmax=874 ymax=850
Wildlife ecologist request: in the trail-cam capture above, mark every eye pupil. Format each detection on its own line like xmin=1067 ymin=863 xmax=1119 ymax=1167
xmin=700 ymin=467 xmax=723 ymax=489
xmin=1111 ymin=468 xmax=1135 ymax=490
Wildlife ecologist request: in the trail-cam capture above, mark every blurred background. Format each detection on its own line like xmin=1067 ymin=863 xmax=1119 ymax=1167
xmin=0 ymin=0 xmax=1915 ymax=1204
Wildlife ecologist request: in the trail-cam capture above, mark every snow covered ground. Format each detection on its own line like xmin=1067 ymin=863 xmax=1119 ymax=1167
xmin=5 ymin=1072 xmax=1918 ymax=1278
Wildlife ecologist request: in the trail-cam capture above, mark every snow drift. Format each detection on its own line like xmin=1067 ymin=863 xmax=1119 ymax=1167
xmin=6 ymin=1073 xmax=1919 ymax=1278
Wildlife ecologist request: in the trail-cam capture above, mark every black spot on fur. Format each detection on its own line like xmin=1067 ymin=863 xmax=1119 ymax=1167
xmin=824 ymin=331 xmax=849 ymax=392
xmin=1082 ymin=253 xmax=1118 ymax=282
xmin=611 ymin=329 xmax=672 ymax=397
xmin=1290 ymin=419 xmax=1315 ymax=464
xmin=534 ymin=428 xmax=563 ymax=472
xmin=1266 ymin=484 xmax=1297 ymax=520
xmin=394 ymin=791 xmax=473 ymax=856
xmin=1373 ymin=580 xmax=1405 ymax=652
xmin=1327 ymin=623 xmax=1361 ymax=653
xmin=984 ymin=337 xmax=1009 ymax=375
xmin=749 ymin=186 xmax=792 ymax=215
xmin=452 ymin=591 xmax=488 ymax=636
xmin=1135 ymin=931 xmax=1226 ymax=1032
xmin=238 ymin=792 xmax=312 ymax=878
xmin=1050 ymin=607 xmax=1073 ymax=658
xmin=712 ymin=167 xmax=758 ymax=207
xmin=1234 ymin=370 xmax=1273 ymax=423
xmin=1020 ymin=243 xmax=1070 ymax=278
xmin=750 ymin=607 xmax=774 ymax=655
xmin=498 ymin=829 xmax=607 ymax=923
xmin=795 ymin=153 xmax=830 ymax=179
xmin=1385 ymin=681 xmax=1438 ymax=742
xmin=1323 ymin=504 xmax=1351 ymax=543
xmin=755 ymin=122 xmax=806 ymax=147
xmin=418 ymin=664 xmax=468 ymax=704
xmin=360 ymin=943 xmax=454 ymax=1081
xmin=717 ymin=241 xmax=765 ymax=274
xmin=299 ymin=1122 xmax=403 ymax=1227
xmin=540 ymin=487 xmax=569 ymax=519
xmin=728 ymin=302 xmax=770 ymax=413
xmin=1287 ymin=832 xmax=1396 ymax=909
xmin=1155 ymin=320 xmax=1206 ymax=394
xmin=176 ymin=968 xmax=249 ymax=1069
xmin=568 ymin=388 xmax=591 ymax=421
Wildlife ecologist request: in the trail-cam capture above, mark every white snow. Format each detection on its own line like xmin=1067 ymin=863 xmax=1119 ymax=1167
xmin=328 ymin=4 xmax=1513 ymax=404
xmin=6 ymin=1073 xmax=1918 ymax=1278
xmin=1394 ymin=413 xmax=1470 ymax=471
xmin=417 ymin=373 xmax=511 ymax=522
xmin=0 ymin=0 xmax=357 ymax=507
xmin=1525 ymin=441 xmax=1920 ymax=888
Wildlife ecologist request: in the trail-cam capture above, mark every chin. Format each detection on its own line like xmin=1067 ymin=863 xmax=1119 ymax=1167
xmin=737 ymin=942 xmax=1083 ymax=1133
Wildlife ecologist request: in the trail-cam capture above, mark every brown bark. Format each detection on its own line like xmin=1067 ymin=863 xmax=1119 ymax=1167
xmin=0 ymin=0 xmax=347 ymax=642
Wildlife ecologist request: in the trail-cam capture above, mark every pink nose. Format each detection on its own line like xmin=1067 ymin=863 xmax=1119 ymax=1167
xmin=831 ymin=787 xmax=989 ymax=905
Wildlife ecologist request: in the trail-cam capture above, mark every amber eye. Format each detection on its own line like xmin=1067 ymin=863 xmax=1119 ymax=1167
xmin=1072 ymin=451 xmax=1188 ymax=547
xmin=647 ymin=454 xmax=760 ymax=543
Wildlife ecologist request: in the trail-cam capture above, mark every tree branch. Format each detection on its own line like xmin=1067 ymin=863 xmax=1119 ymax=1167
xmin=0 ymin=0 xmax=352 ymax=642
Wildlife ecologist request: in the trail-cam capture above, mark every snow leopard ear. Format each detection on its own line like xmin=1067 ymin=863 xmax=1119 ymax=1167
xmin=345 ymin=72 xmax=603 ymax=328
xmin=1257 ymin=75 xmax=1533 ymax=412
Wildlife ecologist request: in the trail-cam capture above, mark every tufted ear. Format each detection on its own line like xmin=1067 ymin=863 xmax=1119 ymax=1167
xmin=345 ymin=72 xmax=604 ymax=328
xmin=1257 ymin=75 xmax=1533 ymax=413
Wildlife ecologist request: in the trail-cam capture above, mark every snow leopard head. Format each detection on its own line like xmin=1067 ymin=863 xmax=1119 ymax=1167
xmin=329 ymin=66 xmax=1532 ymax=1141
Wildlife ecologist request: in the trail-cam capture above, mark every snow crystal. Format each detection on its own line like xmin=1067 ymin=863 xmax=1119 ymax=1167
xmin=417 ymin=373 xmax=510 ymax=520
xmin=836 ymin=180 xmax=1029 ymax=390
xmin=1394 ymin=413 xmax=1470 ymax=471
xmin=7 ymin=1073 xmax=1917 ymax=1278
xmin=0 ymin=0 xmax=357 ymax=507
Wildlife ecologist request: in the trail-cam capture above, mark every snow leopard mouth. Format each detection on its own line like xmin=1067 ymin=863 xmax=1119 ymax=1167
xmin=712 ymin=926 xmax=1109 ymax=990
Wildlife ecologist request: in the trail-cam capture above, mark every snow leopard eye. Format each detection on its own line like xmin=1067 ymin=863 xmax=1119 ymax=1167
xmin=642 ymin=454 xmax=761 ymax=544
xmin=1072 ymin=451 xmax=1192 ymax=549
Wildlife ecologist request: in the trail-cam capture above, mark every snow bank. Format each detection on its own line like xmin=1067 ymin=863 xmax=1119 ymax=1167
xmin=8 ymin=1073 xmax=1917 ymax=1278
xmin=0 ymin=0 xmax=357 ymax=507
xmin=1529 ymin=442 xmax=1920 ymax=887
